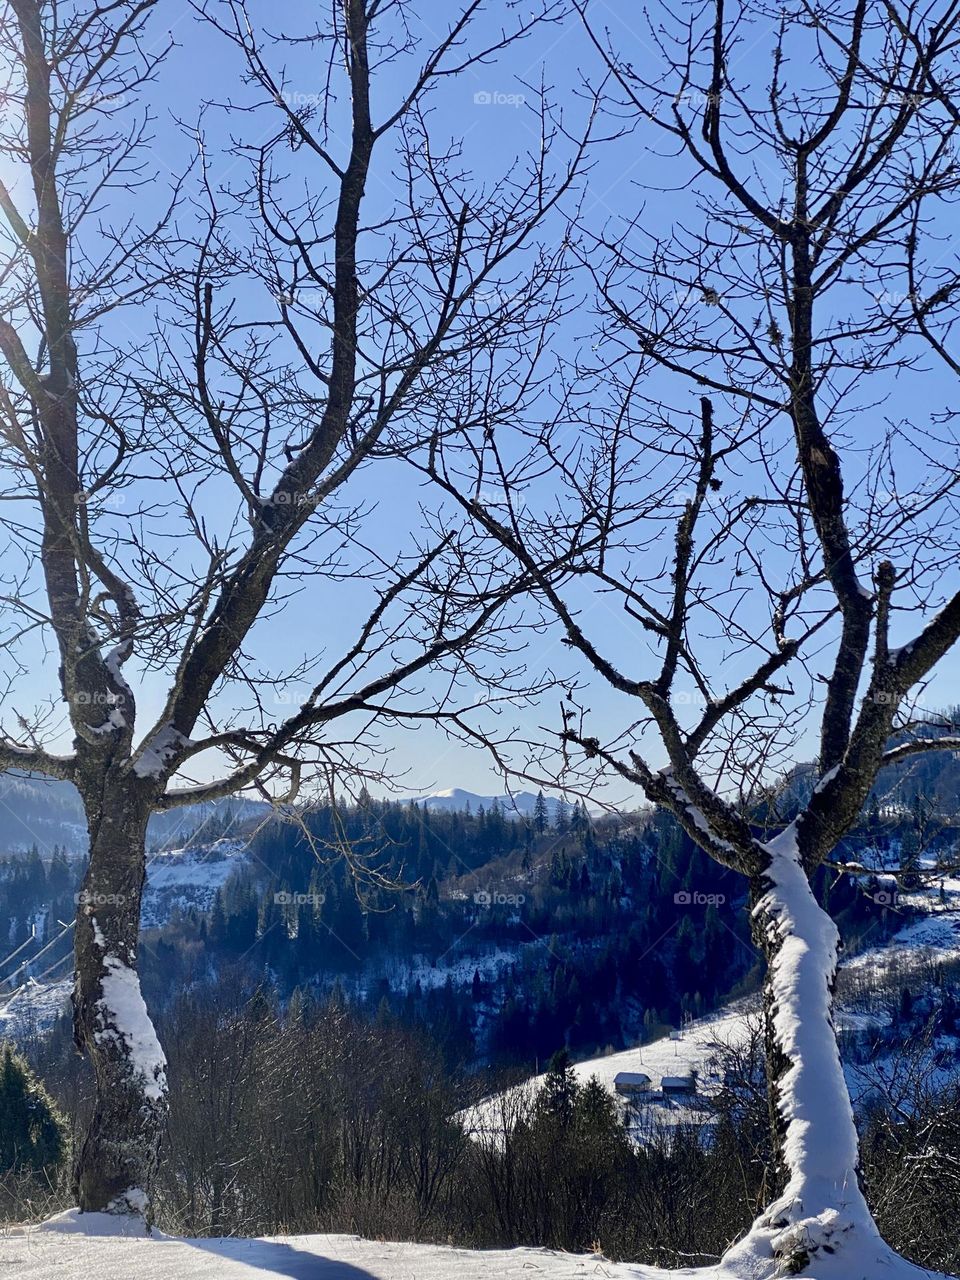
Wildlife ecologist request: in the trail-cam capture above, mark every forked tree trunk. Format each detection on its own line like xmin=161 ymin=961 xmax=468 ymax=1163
xmin=72 ymin=774 xmax=167 ymax=1221
xmin=725 ymin=827 xmax=926 ymax=1278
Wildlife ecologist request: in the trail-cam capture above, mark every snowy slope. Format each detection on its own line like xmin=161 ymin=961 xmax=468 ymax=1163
xmin=462 ymin=1004 xmax=756 ymax=1143
xmin=464 ymin=884 xmax=960 ymax=1145
xmin=0 ymin=975 xmax=71 ymax=1037
xmin=0 ymin=1211 xmax=952 ymax=1280
xmin=140 ymin=838 xmax=249 ymax=928
xmin=0 ymin=839 xmax=252 ymax=1039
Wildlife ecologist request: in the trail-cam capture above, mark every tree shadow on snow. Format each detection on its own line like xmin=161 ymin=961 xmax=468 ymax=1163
xmin=182 ymin=1236 xmax=380 ymax=1278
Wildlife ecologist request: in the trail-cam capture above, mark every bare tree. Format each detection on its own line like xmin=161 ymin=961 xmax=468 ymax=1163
xmin=0 ymin=0 xmax=593 ymax=1218
xmin=426 ymin=1 xmax=960 ymax=1274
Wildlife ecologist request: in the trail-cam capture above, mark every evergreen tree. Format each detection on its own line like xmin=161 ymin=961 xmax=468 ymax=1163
xmin=537 ymin=1048 xmax=579 ymax=1130
xmin=534 ymin=790 xmax=548 ymax=836
xmin=554 ymin=799 xmax=568 ymax=833
xmin=0 ymin=1044 xmax=66 ymax=1175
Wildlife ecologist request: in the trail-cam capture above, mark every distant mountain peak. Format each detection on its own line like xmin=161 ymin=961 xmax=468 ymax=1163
xmin=401 ymin=787 xmax=584 ymax=818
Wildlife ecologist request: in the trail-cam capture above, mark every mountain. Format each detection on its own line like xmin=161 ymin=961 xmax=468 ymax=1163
xmin=0 ymin=773 xmax=265 ymax=854
xmin=401 ymin=787 xmax=590 ymax=819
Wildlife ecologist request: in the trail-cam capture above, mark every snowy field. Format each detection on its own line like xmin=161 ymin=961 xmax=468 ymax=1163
xmin=462 ymin=1003 xmax=755 ymax=1142
xmin=0 ymin=1211 xmax=949 ymax=1280
xmin=0 ymin=1217 xmax=668 ymax=1280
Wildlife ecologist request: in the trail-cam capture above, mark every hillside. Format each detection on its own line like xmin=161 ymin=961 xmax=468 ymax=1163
xmin=1 ymin=789 xmax=959 ymax=1274
xmin=0 ymin=774 xmax=264 ymax=854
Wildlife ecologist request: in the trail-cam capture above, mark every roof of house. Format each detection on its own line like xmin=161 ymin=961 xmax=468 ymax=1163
xmin=661 ymin=1072 xmax=696 ymax=1089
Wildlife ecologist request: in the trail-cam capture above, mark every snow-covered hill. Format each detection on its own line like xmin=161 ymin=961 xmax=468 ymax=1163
xmin=139 ymin=838 xmax=250 ymax=928
xmin=0 ymin=772 xmax=264 ymax=854
xmin=0 ymin=1210 xmax=950 ymax=1280
xmin=0 ymin=838 xmax=254 ymax=1038
xmin=462 ymin=1002 xmax=754 ymax=1144
xmin=464 ymin=878 xmax=960 ymax=1149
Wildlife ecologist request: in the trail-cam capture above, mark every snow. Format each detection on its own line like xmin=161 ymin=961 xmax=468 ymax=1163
xmin=132 ymin=725 xmax=191 ymax=779
xmin=104 ymin=639 xmax=134 ymax=699
xmin=463 ymin=1004 xmax=754 ymax=1146
xmin=0 ymin=1223 xmax=663 ymax=1280
xmin=96 ymin=956 xmax=167 ymax=1102
xmin=813 ymin=766 xmax=840 ymax=793
xmin=372 ymin=943 xmax=531 ymax=994
xmin=461 ymin=825 xmax=960 ymax=1275
xmin=717 ymin=824 xmax=920 ymax=1274
xmin=89 ymin=704 xmax=127 ymax=735
xmin=140 ymin=839 xmax=248 ymax=927
xmin=753 ymin=827 xmax=860 ymax=1199
xmin=0 ymin=976 xmax=72 ymax=1036
xmin=1 ymin=1213 xmax=955 ymax=1280
xmin=847 ymin=911 xmax=960 ymax=970
xmin=657 ymin=768 xmax=740 ymax=859
xmin=0 ymin=839 xmax=251 ymax=1038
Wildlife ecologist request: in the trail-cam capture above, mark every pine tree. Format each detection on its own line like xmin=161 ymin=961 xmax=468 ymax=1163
xmin=554 ymin=798 xmax=568 ymax=833
xmin=534 ymin=790 xmax=548 ymax=836
xmin=0 ymin=1044 xmax=66 ymax=1175
xmin=537 ymin=1048 xmax=579 ymax=1129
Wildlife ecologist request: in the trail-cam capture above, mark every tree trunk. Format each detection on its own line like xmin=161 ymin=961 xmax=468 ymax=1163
xmin=726 ymin=827 xmax=900 ymax=1277
xmin=71 ymin=775 xmax=167 ymax=1221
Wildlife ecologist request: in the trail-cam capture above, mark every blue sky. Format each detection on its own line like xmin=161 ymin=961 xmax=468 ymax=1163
xmin=4 ymin=0 xmax=960 ymax=806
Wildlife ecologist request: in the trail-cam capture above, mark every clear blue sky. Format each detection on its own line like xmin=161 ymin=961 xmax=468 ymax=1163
xmin=4 ymin=0 xmax=960 ymax=806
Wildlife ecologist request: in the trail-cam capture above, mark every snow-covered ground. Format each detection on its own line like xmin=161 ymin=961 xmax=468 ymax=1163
xmin=0 ymin=975 xmax=71 ymax=1037
xmin=463 ymin=1003 xmax=755 ymax=1143
xmin=0 ymin=1211 xmax=951 ymax=1280
xmin=0 ymin=839 xmax=251 ymax=1038
xmin=140 ymin=838 xmax=249 ymax=928
xmin=0 ymin=1217 xmax=646 ymax=1280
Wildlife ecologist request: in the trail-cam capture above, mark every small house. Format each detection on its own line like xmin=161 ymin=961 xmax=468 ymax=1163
xmin=661 ymin=1070 xmax=696 ymax=1097
xmin=613 ymin=1071 xmax=652 ymax=1097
